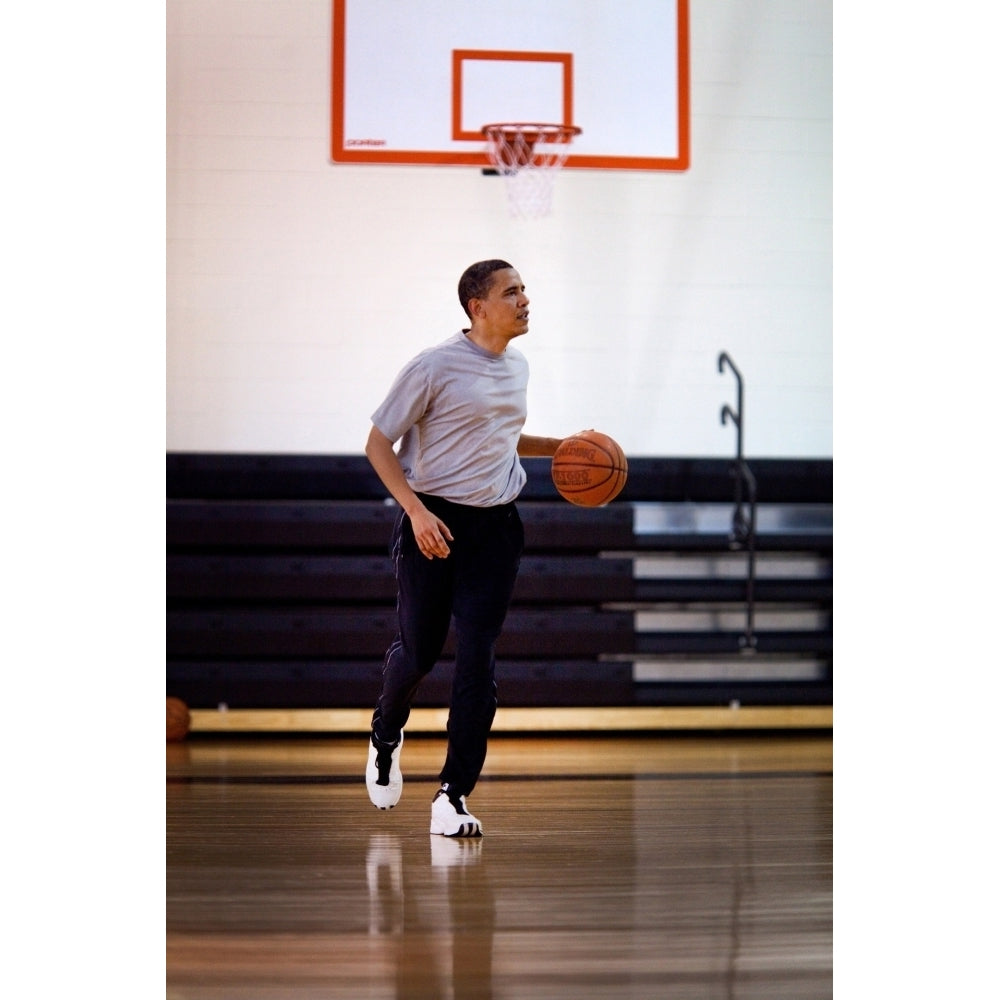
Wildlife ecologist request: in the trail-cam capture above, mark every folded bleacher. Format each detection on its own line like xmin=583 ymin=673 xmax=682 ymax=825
xmin=167 ymin=454 xmax=832 ymax=712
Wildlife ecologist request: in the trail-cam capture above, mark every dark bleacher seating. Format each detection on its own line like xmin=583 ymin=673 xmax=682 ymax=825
xmin=167 ymin=454 xmax=832 ymax=710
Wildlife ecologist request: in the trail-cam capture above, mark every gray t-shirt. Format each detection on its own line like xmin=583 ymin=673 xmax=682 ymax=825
xmin=371 ymin=331 xmax=529 ymax=506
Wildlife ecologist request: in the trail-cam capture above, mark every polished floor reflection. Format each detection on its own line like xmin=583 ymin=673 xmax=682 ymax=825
xmin=167 ymin=734 xmax=832 ymax=999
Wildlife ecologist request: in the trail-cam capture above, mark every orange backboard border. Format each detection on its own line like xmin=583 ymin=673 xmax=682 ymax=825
xmin=330 ymin=0 xmax=690 ymax=172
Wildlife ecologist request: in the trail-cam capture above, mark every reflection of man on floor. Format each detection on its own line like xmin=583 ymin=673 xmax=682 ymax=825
xmin=366 ymin=834 xmax=496 ymax=998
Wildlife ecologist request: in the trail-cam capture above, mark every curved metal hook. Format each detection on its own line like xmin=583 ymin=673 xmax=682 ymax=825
xmin=718 ymin=352 xmax=743 ymax=395
xmin=718 ymin=352 xmax=744 ymax=459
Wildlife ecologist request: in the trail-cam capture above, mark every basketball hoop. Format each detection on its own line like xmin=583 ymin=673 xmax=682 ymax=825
xmin=482 ymin=123 xmax=581 ymax=219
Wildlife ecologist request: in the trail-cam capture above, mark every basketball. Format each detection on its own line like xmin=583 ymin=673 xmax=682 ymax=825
xmin=551 ymin=430 xmax=628 ymax=507
xmin=167 ymin=696 xmax=191 ymax=742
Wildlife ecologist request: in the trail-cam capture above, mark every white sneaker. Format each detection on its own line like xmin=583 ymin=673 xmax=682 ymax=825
xmin=366 ymin=731 xmax=403 ymax=809
xmin=429 ymin=786 xmax=483 ymax=837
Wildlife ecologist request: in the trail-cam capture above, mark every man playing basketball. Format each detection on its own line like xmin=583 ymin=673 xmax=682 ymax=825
xmin=364 ymin=259 xmax=563 ymax=836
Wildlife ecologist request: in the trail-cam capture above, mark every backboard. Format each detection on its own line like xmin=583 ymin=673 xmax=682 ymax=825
xmin=330 ymin=0 xmax=689 ymax=172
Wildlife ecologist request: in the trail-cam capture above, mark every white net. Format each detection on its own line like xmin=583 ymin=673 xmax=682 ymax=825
xmin=482 ymin=124 xmax=581 ymax=219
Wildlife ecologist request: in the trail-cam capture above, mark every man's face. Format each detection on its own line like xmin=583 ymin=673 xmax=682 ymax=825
xmin=478 ymin=268 xmax=530 ymax=340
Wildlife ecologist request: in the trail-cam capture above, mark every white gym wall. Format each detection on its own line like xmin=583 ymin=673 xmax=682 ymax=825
xmin=166 ymin=0 xmax=831 ymax=457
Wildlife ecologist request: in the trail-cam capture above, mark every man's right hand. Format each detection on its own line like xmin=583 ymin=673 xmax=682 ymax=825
xmin=409 ymin=506 xmax=454 ymax=559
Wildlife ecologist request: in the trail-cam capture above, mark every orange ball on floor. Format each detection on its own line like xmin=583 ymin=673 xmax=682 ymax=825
xmin=167 ymin=696 xmax=191 ymax=742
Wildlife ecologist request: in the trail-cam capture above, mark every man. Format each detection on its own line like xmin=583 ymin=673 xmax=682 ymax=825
xmin=364 ymin=259 xmax=563 ymax=837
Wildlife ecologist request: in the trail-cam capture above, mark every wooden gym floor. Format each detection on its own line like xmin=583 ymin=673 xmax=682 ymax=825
xmin=166 ymin=731 xmax=832 ymax=999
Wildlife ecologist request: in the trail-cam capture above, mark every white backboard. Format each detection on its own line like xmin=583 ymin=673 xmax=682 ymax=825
xmin=331 ymin=0 xmax=689 ymax=171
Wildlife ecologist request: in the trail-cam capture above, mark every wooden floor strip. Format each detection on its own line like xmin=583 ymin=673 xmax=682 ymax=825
xmin=188 ymin=704 xmax=832 ymax=734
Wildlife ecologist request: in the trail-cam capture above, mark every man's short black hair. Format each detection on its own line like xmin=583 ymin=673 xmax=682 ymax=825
xmin=458 ymin=259 xmax=514 ymax=320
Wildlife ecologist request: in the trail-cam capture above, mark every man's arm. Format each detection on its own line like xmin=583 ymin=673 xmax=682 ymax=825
xmin=517 ymin=434 xmax=564 ymax=458
xmin=364 ymin=426 xmax=453 ymax=559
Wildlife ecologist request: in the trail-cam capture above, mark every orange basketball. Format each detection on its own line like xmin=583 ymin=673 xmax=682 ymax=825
xmin=166 ymin=696 xmax=191 ymax=742
xmin=551 ymin=430 xmax=628 ymax=507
